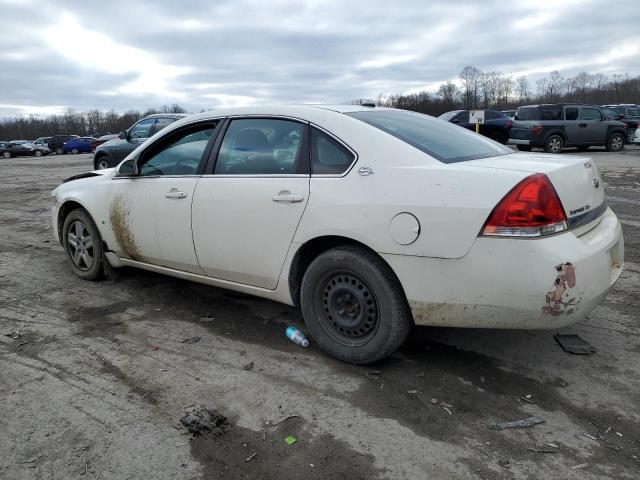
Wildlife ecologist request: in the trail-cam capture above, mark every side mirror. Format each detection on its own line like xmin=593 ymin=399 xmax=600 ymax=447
xmin=118 ymin=158 xmax=138 ymax=176
xmin=119 ymin=130 xmax=127 ymax=140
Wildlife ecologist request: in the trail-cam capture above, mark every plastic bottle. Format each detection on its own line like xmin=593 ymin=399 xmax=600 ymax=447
xmin=285 ymin=327 xmax=309 ymax=348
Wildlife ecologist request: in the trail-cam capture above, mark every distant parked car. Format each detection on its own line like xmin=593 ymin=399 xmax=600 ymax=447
xmin=63 ymin=137 xmax=97 ymax=154
xmin=33 ymin=137 xmax=52 ymax=148
xmin=24 ymin=142 xmax=51 ymax=156
xmin=602 ymin=104 xmax=640 ymax=119
xmin=600 ymin=107 xmax=638 ymax=143
xmin=49 ymin=135 xmax=79 ymax=154
xmin=1 ymin=142 xmax=37 ymax=158
xmin=438 ymin=109 xmax=513 ymax=144
xmin=93 ymin=113 xmax=187 ymax=169
xmin=509 ymin=104 xmax=628 ymax=153
xmin=90 ymin=134 xmax=119 ymax=151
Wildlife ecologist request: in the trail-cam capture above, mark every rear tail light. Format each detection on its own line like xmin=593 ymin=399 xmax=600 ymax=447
xmin=531 ymin=124 xmax=543 ymax=136
xmin=481 ymin=173 xmax=568 ymax=237
xmin=506 ymin=120 xmax=513 ymax=129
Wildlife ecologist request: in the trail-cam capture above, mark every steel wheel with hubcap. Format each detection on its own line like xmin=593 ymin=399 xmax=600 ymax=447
xmin=2 ymin=151 xmax=11 ymax=159
xmin=607 ymin=133 xmax=624 ymax=152
xmin=34 ymin=149 xmax=43 ymax=157
xmin=300 ymin=245 xmax=413 ymax=364
xmin=544 ymin=134 xmax=563 ymax=154
xmin=71 ymin=148 xmax=79 ymax=154
xmin=56 ymin=147 xmax=63 ymax=155
xmin=62 ymin=208 xmax=104 ymax=280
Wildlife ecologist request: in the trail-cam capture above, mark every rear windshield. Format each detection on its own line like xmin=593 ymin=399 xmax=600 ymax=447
xmin=347 ymin=110 xmax=511 ymax=164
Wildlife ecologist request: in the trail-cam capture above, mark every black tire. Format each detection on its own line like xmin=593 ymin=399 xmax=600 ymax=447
xmin=56 ymin=147 xmax=64 ymax=155
xmin=576 ymin=145 xmax=589 ymax=151
xmin=95 ymin=156 xmax=111 ymax=170
xmin=34 ymin=149 xmax=43 ymax=157
xmin=516 ymin=145 xmax=532 ymax=151
xmin=62 ymin=208 xmax=104 ymax=280
xmin=300 ymin=246 xmax=413 ymax=364
xmin=544 ymin=134 xmax=564 ymax=154
xmin=2 ymin=151 xmax=11 ymax=159
xmin=606 ymin=132 xmax=625 ymax=152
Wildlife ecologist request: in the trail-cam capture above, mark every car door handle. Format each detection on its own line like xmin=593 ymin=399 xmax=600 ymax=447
xmin=272 ymin=192 xmax=304 ymax=203
xmin=165 ymin=190 xmax=188 ymax=199
xmin=579 ymin=123 xmax=587 ymax=128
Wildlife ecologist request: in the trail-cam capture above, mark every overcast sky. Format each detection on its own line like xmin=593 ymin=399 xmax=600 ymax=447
xmin=0 ymin=0 xmax=638 ymax=117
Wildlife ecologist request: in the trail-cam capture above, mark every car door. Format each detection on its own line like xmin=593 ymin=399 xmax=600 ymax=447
xmin=191 ymin=117 xmax=310 ymax=289
xmin=563 ymin=106 xmax=581 ymax=144
xmin=107 ymin=121 xmax=220 ymax=272
xmin=579 ymin=107 xmax=607 ymax=144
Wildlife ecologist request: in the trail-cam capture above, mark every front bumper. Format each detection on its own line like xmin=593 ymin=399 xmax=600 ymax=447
xmin=383 ymin=208 xmax=624 ymax=329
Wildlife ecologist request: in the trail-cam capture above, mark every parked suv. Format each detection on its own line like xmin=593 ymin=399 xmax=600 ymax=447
xmin=49 ymin=135 xmax=79 ymax=155
xmin=439 ymin=109 xmax=512 ymax=143
xmin=509 ymin=104 xmax=628 ymax=153
xmin=93 ymin=113 xmax=187 ymax=169
xmin=600 ymin=106 xmax=638 ymax=143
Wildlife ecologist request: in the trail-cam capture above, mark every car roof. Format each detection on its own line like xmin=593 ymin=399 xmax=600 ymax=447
xmin=142 ymin=113 xmax=189 ymax=119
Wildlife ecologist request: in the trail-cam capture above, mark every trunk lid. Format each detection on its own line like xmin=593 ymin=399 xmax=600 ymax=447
xmin=465 ymin=152 xmax=606 ymax=234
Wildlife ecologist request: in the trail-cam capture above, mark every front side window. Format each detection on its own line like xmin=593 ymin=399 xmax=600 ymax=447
xmin=347 ymin=110 xmax=511 ymax=164
xmin=215 ymin=118 xmax=305 ymax=175
xmin=138 ymin=124 xmax=215 ymax=176
xmin=565 ymin=107 xmax=579 ymax=120
xmin=311 ymin=128 xmax=355 ymax=174
xmin=129 ymin=118 xmax=155 ymax=140
xmin=580 ymin=108 xmax=602 ymax=121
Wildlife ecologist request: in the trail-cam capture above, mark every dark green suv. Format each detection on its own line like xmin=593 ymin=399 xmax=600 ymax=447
xmin=93 ymin=113 xmax=187 ymax=169
xmin=509 ymin=104 xmax=628 ymax=154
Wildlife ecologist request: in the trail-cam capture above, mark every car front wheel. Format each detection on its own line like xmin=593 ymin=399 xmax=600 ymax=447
xmin=62 ymin=209 xmax=104 ymax=280
xmin=95 ymin=157 xmax=111 ymax=170
xmin=606 ymin=133 xmax=625 ymax=152
xmin=544 ymin=134 xmax=564 ymax=154
xmin=300 ymin=246 xmax=413 ymax=364
xmin=56 ymin=147 xmax=63 ymax=155
xmin=71 ymin=148 xmax=79 ymax=154
xmin=34 ymin=149 xmax=43 ymax=157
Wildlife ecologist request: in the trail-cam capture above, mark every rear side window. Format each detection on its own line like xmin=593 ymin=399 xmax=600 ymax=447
xmin=311 ymin=128 xmax=355 ymax=174
xmin=347 ymin=110 xmax=511 ymax=164
xmin=540 ymin=106 xmax=562 ymax=120
xmin=627 ymin=107 xmax=640 ymax=117
xmin=565 ymin=107 xmax=579 ymax=120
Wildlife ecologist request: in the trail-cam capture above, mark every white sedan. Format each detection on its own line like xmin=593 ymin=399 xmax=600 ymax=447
xmin=51 ymin=105 xmax=624 ymax=363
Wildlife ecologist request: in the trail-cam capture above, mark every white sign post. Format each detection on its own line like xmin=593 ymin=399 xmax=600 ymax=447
xmin=470 ymin=110 xmax=485 ymax=133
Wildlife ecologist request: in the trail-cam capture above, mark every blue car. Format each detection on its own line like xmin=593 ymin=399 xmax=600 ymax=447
xmin=63 ymin=137 xmax=96 ymax=154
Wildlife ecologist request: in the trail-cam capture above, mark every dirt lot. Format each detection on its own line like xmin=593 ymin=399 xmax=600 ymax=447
xmin=1 ymin=147 xmax=639 ymax=479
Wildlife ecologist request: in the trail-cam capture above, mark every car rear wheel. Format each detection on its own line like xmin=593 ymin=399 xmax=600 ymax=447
xmin=2 ymin=151 xmax=11 ymax=159
xmin=516 ymin=145 xmax=531 ymax=151
xmin=300 ymin=246 xmax=413 ymax=364
xmin=544 ymin=134 xmax=564 ymax=154
xmin=71 ymin=148 xmax=79 ymax=155
xmin=34 ymin=149 xmax=43 ymax=157
xmin=606 ymin=133 xmax=625 ymax=152
xmin=56 ymin=147 xmax=63 ymax=155
xmin=62 ymin=208 xmax=104 ymax=280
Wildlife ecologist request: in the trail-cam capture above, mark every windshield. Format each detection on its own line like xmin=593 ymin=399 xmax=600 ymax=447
xmin=347 ymin=109 xmax=511 ymax=164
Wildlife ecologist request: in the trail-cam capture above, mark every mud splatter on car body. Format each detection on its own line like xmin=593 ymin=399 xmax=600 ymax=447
xmin=109 ymin=195 xmax=140 ymax=260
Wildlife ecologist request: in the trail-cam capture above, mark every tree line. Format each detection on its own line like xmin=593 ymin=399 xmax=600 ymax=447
xmin=375 ymin=67 xmax=640 ymax=116
xmin=0 ymin=104 xmax=187 ymax=141
xmin=2 ymin=67 xmax=639 ymax=140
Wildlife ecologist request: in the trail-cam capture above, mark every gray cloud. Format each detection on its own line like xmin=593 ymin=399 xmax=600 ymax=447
xmin=0 ymin=0 xmax=638 ymax=116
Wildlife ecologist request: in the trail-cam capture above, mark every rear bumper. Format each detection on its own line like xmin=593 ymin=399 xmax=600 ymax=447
xmin=383 ymin=207 xmax=624 ymax=329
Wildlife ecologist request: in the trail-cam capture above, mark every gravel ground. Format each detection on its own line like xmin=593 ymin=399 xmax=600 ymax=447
xmin=1 ymin=147 xmax=639 ymax=479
